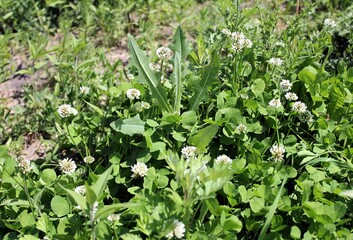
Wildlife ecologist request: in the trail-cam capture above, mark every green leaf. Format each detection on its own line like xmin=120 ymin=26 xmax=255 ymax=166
xmin=290 ymin=226 xmax=301 ymax=239
xmin=84 ymin=100 xmax=104 ymax=116
xmin=85 ymin=184 xmax=97 ymax=206
xmin=223 ymin=215 xmax=243 ymax=232
xmin=128 ymin=35 xmax=172 ymax=112
xmin=59 ymin=184 xmax=87 ymax=211
xmin=173 ymin=26 xmax=191 ymax=62
xmin=188 ymin=124 xmax=219 ymax=152
xmin=328 ymin=85 xmax=345 ymax=119
xmin=40 ymin=168 xmax=57 ymax=185
xmin=110 ymin=114 xmax=145 ymax=136
xmin=250 ymin=197 xmax=265 ymax=213
xmin=51 ymin=196 xmax=70 ymax=217
xmin=258 ymin=175 xmax=288 ymax=240
xmin=91 ymin=165 xmax=113 ymax=200
xmin=172 ymin=52 xmax=182 ymax=113
xmin=36 ymin=213 xmax=50 ymax=233
xmin=298 ymin=66 xmax=317 ymax=85
xmin=251 ymin=79 xmax=265 ymax=97
xmin=95 ymin=202 xmax=140 ymax=220
xmin=190 ymin=52 xmax=220 ymax=111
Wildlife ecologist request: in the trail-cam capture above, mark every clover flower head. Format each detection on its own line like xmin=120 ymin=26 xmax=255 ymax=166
xmin=270 ymin=144 xmax=285 ymax=162
xmin=126 ymin=88 xmax=141 ymax=100
xmin=141 ymin=101 xmax=151 ymax=110
xmin=268 ymin=57 xmax=284 ymax=66
xmin=80 ymin=86 xmax=90 ymax=95
xmin=181 ymin=146 xmax=197 ymax=159
xmin=292 ymin=101 xmax=307 ymax=113
xmin=275 ymin=41 xmax=285 ymax=47
xmin=17 ymin=158 xmax=31 ymax=173
xmin=280 ymin=79 xmax=292 ymax=92
xmin=98 ymin=95 xmax=108 ymax=106
xmin=84 ymin=156 xmax=95 ymax=164
xmin=107 ymin=214 xmax=120 ymax=222
xmin=156 ymin=47 xmax=173 ymax=60
xmin=75 ymin=185 xmax=86 ymax=195
xmin=221 ymin=28 xmax=231 ymax=36
xmin=58 ymin=104 xmax=78 ymax=118
xmin=285 ymin=92 xmax=298 ymax=101
xmin=324 ymin=18 xmax=336 ymax=28
xmin=237 ymin=123 xmax=247 ymax=134
xmin=149 ymin=62 xmax=161 ymax=72
xmin=215 ymin=154 xmax=232 ymax=164
xmin=127 ymin=74 xmax=135 ymax=80
xmin=59 ymin=158 xmax=77 ymax=174
xmin=166 ymin=220 xmax=185 ymax=239
xmin=299 ymin=110 xmax=314 ymax=124
xmin=131 ymin=162 xmax=148 ymax=178
xmin=230 ymin=31 xmax=252 ymax=52
xmin=269 ymin=98 xmax=282 ymax=108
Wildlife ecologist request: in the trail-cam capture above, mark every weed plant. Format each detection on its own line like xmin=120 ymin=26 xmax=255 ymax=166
xmin=1 ymin=0 xmax=353 ymax=239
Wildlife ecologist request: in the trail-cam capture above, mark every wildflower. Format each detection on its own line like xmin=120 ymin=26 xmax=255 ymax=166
xmin=131 ymin=162 xmax=148 ymax=178
xmin=98 ymin=95 xmax=108 ymax=106
xmin=59 ymin=158 xmax=77 ymax=174
xmin=17 ymin=158 xmax=31 ymax=173
xmin=156 ymin=47 xmax=173 ymax=60
xmin=84 ymin=156 xmax=95 ymax=164
xmin=324 ymin=18 xmax=336 ymax=28
xmin=292 ymin=101 xmax=307 ymax=113
xmin=79 ymin=86 xmax=90 ymax=95
xmin=240 ymin=93 xmax=249 ymax=99
xmin=268 ymin=57 xmax=283 ymax=67
xmin=237 ymin=123 xmax=247 ymax=134
xmin=275 ymin=41 xmax=285 ymax=47
xmin=221 ymin=28 xmax=231 ymax=36
xmin=270 ymin=144 xmax=285 ymax=162
xmin=127 ymin=74 xmax=135 ymax=80
xmin=181 ymin=146 xmax=197 ymax=159
xmin=141 ymin=101 xmax=151 ymax=110
xmin=280 ymin=80 xmax=292 ymax=92
xmin=126 ymin=88 xmax=141 ymax=100
xmin=269 ymin=98 xmax=282 ymax=108
xmin=215 ymin=154 xmax=232 ymax=164
xmin=149 ymin=62 xmax=161 ymax=72
xmin=166 ymin=220 xmax=185 ymax=239
xmin=285 ymin=92 xmax=298 ymax=101
xmin=107 ymin=214 xmax=120 ymax=222
xmin=75 ymin=185 xmax=86 ymax=195
xmin=298 ymin=110 xmax=314 ymax=124
xmin=57 ymin=104 xmax=78 ymax=118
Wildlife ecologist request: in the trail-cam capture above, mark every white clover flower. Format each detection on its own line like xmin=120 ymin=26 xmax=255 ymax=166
xmin=275 ymin=41 xmax=285 ymax=47
xmin=280 ymin=80 xmax=292 ymax=92
xmin=107 ymin=214 xmax=120 ymax=222
xmin=240 ymin=93 xmax=249 ymax=99
xmin=299 ymin=110 xmax=314 ymax=124
xmin=57 ymin=104 xmax=78 ymax=118
xmin=285 ymin=92 xmax=298 ymax=101
xmin=131 ymin=162 xmax=148 ymax=178
xmin=79 ymin=86 xmax=90 ymax=95
xmin=230 ymin=32 xmax=252 ymax=52
xmin=127 ymin=74 xmax=135 ymax=80
xmin=59 ymin=158 xmax=77 ymax=174
xmin=215 ymin=154 xmax=232 ymax=164
xmin=221 ymin=28 xmax=231 ymax=36
xmin=149 ymin=62 xmax=161 ymax=72
xmin=166 ymin=220 xmax=185 ymax=239
xmin=17 ymin=158 xmax=31 ymax=173
xmin=98 ymin=95 xmax=108 ymax=106
xmin=237 ymin=123 xmax=247 ymax=134
xmin=292 ymin=101 xmax=307 ymax=113
xmin=156 ymin=47 xmax=173 ymax=60
xmin=324 ymin=18 xmax=336 ymax=28
xmin=141 ymin=101 xmax=151 ymax=110
xmin=244 ymin=38 xmax=253 ymax=48
xmin=270 ymin=144 xmax=285 ymax=162
xmin=126 ymin=88 xmax=141 ymax=100
xmin=269 ymin=98 xmax=282 ymax=108
xmin=75 ymin=185 xmax=86 ymax=195
xmin=181 ymin=146 xmax=197 ymax=159
xmin=84 ymin=156 xmax=95 ymax=164
xmin=268 ymin=57 xmax=284 ymax=67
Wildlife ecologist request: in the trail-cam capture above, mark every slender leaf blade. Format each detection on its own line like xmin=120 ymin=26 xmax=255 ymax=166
xmin=172 ymin=52 xmax=182 ymax=113
xmin=173 ymin=26 xmax=191 ymax=62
